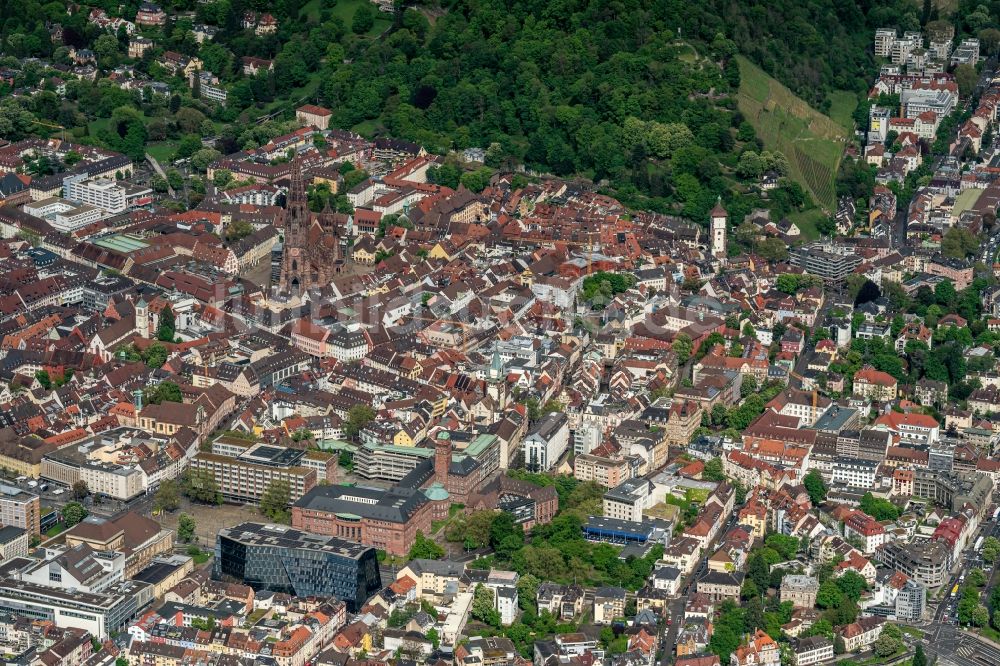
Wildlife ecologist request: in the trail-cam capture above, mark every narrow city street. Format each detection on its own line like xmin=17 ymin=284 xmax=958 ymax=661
xmin=658 ymin=515 xmax=736 ymax=665
xmin=906 ymin=511 xmax=1000 ymax=665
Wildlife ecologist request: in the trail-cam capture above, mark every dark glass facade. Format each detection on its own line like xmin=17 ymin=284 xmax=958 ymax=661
xmin=213 ymin=523 xmax=381 ymax=612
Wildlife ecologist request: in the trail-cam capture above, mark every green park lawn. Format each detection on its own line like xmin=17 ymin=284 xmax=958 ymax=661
xmin=302 ymin=0 xmax=392 ymax=37
xmin=146 ymin=142 xmax=177 ymax=163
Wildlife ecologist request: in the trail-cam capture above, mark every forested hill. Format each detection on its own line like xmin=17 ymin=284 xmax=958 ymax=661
xmin=0 ymin=0 xmax=924 ymax=223
xmin=684 ymin=0 xmax=1000 ymax=110
xmin=315 ymin=0 xmax=745 ymax=220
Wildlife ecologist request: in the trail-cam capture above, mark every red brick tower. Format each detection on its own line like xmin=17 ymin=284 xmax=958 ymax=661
xmin=435 ymin=437 xmax=450 ymax=487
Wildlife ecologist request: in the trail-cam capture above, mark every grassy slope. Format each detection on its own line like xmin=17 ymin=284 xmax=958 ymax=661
xmin=826 ymin=91 xmax=859 ymax=132
xmin=736 ymin=55 xmax=848 ymax=212
xmin=261 ymin=75 xmax=323 ymax=114
xmin=788 ymin=209 xmax=826 ymax=241
xmin=351 ymin=118 xmax=382 ymax=136
xmin=87 ymin=117 xmax=113 ymax=135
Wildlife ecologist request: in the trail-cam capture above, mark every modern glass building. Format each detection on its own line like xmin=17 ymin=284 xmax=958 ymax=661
xmin=214 ymin=522 xmax=381 ymax=612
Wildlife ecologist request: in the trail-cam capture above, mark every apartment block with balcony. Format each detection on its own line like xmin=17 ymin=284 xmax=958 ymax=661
xmin=0 ymin=484 xmax=40 ymax=535
xmin=875 ymin=540 xmax=950 ymax=588
xmin=574 ymin=453 xmax=633 ymax=489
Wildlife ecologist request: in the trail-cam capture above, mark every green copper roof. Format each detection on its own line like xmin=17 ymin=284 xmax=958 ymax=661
xmin=464 ymin=433 xmax=498 ymax=456
xmin=92 ymin=234 xmax=149 ymax=253
xmin=424 ymin=483 xmax=449 ymax=501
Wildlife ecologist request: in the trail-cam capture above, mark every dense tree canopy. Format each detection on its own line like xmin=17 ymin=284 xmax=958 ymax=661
xmin=408 ymin=531 xmax=446 ymax=560
xmin=804 ymin=470 xmax=828 ymax=506
xmin=62 ymin=501 xmax=88 ymax=527
xmin=260 ymin=480 xmax=292 ymax=523
xmin=177 ymin=513 xmax=196 ymax=543
xmin=860 ymin=492 xmax=901 ymax=521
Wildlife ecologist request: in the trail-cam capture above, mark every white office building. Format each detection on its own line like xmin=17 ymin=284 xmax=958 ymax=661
xmin=0 ymin=579 xmax=151 ymax=638
xmin=902 ymin=88 xmax=956 ymax=120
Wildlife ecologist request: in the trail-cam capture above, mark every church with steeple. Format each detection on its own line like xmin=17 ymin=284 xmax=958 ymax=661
xmin=278 ymin=159 xmax=346 ymax=295
xmin=485 ymin=346 xmax=508 ymax=406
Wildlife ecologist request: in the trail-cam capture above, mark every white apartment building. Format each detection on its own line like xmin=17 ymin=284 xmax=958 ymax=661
xmin=843 ymin=511 xmax=888 ymax=554
xmin=831 ymin=458 xmax=879 ymax=489
xmin=41 ymin=454 xmax=145 ymax=502
xmin=191 ymin=70 xmax=227 ymax=105
xmin=0 ymin=485 xmax=40 ymax=536
xmin=23 ymin=197 xmax=102 ymax=232
xmin=891 ymin=31 xmax=922 ymax=65
xmin=0 ymin=527 xmax=29 ymax=560
xmin=929 ymin=39 xmax=952 ymax=61
xmin=792 ymin=636 xmax=834 ymax=666
xmin=372 ymin=188 xmax=423 ymax=216
xmin=221 ymin=185 xmax=281 ymax=206
xmin=952 ymin=38 xmax=980 ymax=66
xmin=840 ymin=618 xmax=885 ymax=653
xmin=484 ymin=571 xmax=519 ymax=626
xmin=522 ymin=412 xmax=569 ymax=472
xmin=874 ymin=29 xmax=896 ymax=58
xmin=874 ymin=411 xmax=940 ymax=447
xmin=328 ymin=326 xmax=371 ymax=363
xmin=602 ymin=477 xmax=666 ymax=522
xmin=347 ymin=180 xmax=383 ymax=208
xmin=63 ymin=174 xmax=152 ymax=214
xmin=770 ymin=390 xmax=830 ymax=427
xmin=573 ymin=423 xmax=601 ymax=455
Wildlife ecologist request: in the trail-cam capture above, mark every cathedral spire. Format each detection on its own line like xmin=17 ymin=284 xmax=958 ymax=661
xmin=278 ymin=156 xmax=344 ymax=296
xmin=288 ymin=158 xmax=307 ymax=208
xmin=284 ymin=157 xmax=310 ymax=243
